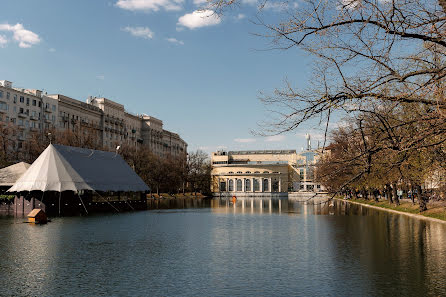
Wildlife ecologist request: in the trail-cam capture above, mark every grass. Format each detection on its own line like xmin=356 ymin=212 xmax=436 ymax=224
xmin=343 ymin=198 xmax=446 ymax=222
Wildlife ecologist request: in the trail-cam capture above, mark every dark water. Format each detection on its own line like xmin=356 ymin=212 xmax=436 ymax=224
xmin=1 ymin=198 xmax=446 ymax=297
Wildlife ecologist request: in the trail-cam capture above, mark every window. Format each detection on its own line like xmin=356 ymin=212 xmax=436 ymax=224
xmin=13 ymin=95 xmax=17 ymax=103
xmin=253 ymin=179 xmax=260 ymax=191
xmin=254 ymin=171 xmax=260 ymax=174
xmin=245 ymin=179 xmax=251 ymax=191
xmin=263 ymin=179 xmax=269 ymax=192
xmin=18 ymin=119 xmax=23 ymax=126
xmin=228 ymin=171 xmax=234 ymax=174
xmin=0 ymin=102 xmax=8 ymax=111
xmin=26 ymin=98 xmax=29 ymax=105
xmin=228 ymin=180 xmax=234 ymax=191
xmin=219 ymin=181 xmax=226 ymax=191
xmin=20 ymin=96 xmax=24 ymax=103
xmin=236 ymin=171 xmax=242 ymax=174
xmin=32 ymin=99 xmax=36 ymax=106
xmin=236 ymin=179 xmax=242 ymax=191
xmin=263 ymin=171 xmax=269 ymax=174
xmin=25 ymin=120 xmax=29 ymax=128
xmin=246 ymin=171 xmax=251 ymax=174
xmin=19 ymin=107 xmax=24 ymax=114
xmin=52 ymin=105 xmax=56 ymax=111
xmin=6 ymin=92 xmax=10 ymax=100
xmin=0 ymin=90 xmax=3 ymax=98
xmin=38 ymin=101 xmax=42 ymax=107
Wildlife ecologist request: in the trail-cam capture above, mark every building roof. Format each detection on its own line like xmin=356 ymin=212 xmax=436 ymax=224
xmin=8 ymin=144 xmax=150 ymax=193
xmin=0 ymin=162 xmax=31 ymax=186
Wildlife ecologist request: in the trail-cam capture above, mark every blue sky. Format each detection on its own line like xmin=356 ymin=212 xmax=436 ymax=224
xmin=0 ymin=0 xmax=332 ymax=153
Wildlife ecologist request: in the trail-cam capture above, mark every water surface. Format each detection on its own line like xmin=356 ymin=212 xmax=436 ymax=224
xmin=1 ymin=198 xmax=445 ymax=296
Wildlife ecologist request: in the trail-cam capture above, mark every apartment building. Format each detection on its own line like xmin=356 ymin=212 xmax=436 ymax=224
xmin=0 ymin=80 xmax=187 ymax=158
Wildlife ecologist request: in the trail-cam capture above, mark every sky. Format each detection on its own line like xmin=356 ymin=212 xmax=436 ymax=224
xmin=0 ymin=0 xmax=334 ymax=154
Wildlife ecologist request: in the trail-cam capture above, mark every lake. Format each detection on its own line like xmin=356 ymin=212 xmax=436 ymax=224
xmin=1 ymin=197 xmax=445 ymax=296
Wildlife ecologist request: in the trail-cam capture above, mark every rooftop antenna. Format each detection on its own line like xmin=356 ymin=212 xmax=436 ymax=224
xmin=305 ymin=133 xmax=311 ymax=151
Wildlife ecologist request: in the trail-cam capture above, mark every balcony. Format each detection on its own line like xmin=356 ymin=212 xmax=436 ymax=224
xmin=44 ymin=118 xmax=51 ymax=123
xmin=44 ymin=107 xmax=52 ymax=113
xmin=18 ymin=113 xmax=28 ymax=118
xmin=18 ymin=124 xmax=25 ymax=130
xmin=30 ymin=115 xmax=38 ymax=121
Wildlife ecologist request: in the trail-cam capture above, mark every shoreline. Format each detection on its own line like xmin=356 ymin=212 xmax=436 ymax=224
xmin=336 ymin=198 xmax=446 ymax=224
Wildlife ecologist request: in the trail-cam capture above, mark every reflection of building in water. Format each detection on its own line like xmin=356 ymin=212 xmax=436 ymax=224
xmin=211 ymin=136 xmax=326 ymax=196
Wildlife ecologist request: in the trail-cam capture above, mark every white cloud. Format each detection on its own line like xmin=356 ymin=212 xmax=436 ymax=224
xmin=0 ymin=23 xmax=40 ymax=48
xmin=264 ymin=135 xmax=286 ymax=142
xmin=166 ymin=37 xmax=184 ymax=45
xmin=116 ymin=0 xmax=183 ymax=12
xmin=193 ymin=0 xmax=208 ymax=5
xmin=122 ymin=26 xmax=154 ymax=39
xmin=177 ymin=10 xmax=221 ymax=30
xmin=234 ymin=138 xmax=256 ymax=143
xmin=0 ymin=35 xmax=7 ymax=48
xmin=236 ymin=13 xmax=246 ymax=20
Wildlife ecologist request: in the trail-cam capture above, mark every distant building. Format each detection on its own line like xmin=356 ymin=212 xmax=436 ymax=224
xmin=0 ymin=80 xmax=187 ymax=158
xmin=211 ymin=136 xmax=326 ymax=195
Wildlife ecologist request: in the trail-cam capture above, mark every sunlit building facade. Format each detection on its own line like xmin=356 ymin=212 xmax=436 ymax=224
xmin=0 ymin=80 xmax=187 ymax=158
xmin=211 ymin=137 xmax=325 ymax=196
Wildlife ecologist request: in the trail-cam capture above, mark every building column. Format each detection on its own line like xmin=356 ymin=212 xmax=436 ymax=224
xmin=268 ymin=178 xmax=272 ymax=192
xmin=260 ymin=178 xmax=264 ymax=192
xmin=279 ymin=178 xmax=282 ymax=193
xmin=251 ymin=178 xmax=254 ymax=192
xmin=242 ymin=178 xmax=245 ymax=192
xmin=226 ymin=178 xmax=229 ymax=192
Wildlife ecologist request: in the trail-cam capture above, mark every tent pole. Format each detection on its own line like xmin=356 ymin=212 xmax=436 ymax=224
xmin=93 ymin=190 xmax=119 ymax=212
xmin=58 ymin=191 xmax=61 ymax=216
xmin=77 ymin=192 xmax=88 ymax=215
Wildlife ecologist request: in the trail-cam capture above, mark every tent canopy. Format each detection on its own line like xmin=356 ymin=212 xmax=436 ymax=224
xmin=8 ymin=144 xmax=150 ymax=193
xmin=0 ymin=162 xmax=31 ymax=187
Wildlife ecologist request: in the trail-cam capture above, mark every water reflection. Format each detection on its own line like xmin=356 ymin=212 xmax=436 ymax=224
xmin=1 ymin=198 xmax=446 ymax=296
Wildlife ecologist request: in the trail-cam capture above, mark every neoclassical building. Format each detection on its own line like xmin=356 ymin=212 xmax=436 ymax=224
xmin=211 ymin=141 xmax=325 ymax=196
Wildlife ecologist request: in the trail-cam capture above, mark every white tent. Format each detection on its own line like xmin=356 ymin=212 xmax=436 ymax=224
xmin=8 ymin=144 xmax=150 ymax=193
xmin=0 ymin=162 xmax=31 ymax=187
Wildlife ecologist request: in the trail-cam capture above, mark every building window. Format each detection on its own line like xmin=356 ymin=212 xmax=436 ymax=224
xmin=220 ymin=181 xmax=226 ymax=192
xmin=6 ymin=92 xmax=10 ymax=99
xmin=228 ymin=180 xmax=234 ymax=191
xmin=245 ymin=179 xmax=251 ymax=191
xmin=0 ymin=90 xmax=3 ymax=98
xmin=263 ymin=171 xmax=269 ymax=174
xmin=236 ymin=179 xmax=242 ymax=191
xmin=263 ymin=179 xmax=269 ymax=192
xmin=253 ymin=179 xmax=260 ymax=191
xmin=20 ymin=96 xmax=24 ymax=103
xmin=26 ymin=98 xmax=29 ymax=105
xmin=236 ymin=171 xmax=242 ymax=174
xmin=38 ymin=101 xmax=42 ymax=107
xmin=0 ymin=102 xmax=8 ymax=111
xmin=32 ymin=99 xmax=36 ymax=106
xmin=52 ymin=105 xmax=56 ymax=111
xmin=13 ymin=95 xmax=17 ymax=103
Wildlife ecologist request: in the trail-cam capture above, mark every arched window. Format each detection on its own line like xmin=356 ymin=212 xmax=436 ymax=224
xmin=228 ymin=179 xmax=234 ymax=191
xmin=253 ymin=179 xmax=260 ymax=191
xmin=263 ymin=179 xmax=269 ymax=192
xmin=245 ymin=179 xmax=251 ymax=191
xmin=254 ymin=171 xmax=260 ymax=174
xmin=236 ymin=171 xmax=243 ymax=174
xmin=263 ymin=171 xmax=269 ymax=174
xmin=220 ymin=181 xmax=227 ymax=191
xmin=228 ymin=171 xmax=234 ymax=174
xmin=245 ymin=171 xmax=251 ymax=174
xmin=236 ymin=179 xmax=243 ymax=191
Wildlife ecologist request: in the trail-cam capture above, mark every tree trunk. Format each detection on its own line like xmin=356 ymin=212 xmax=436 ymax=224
xmin=417 ymin=185 xmax=427 ymax=212
xmin=392 ymin=183 xmax=399 ymax=205
xmin=386 ymin=184 xmax=393 ymax=203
